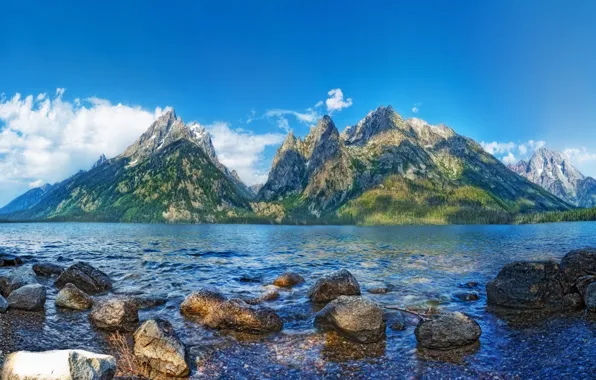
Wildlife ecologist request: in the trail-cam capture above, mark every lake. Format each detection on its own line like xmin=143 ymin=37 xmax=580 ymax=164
xmin=1 ymin=222 xmax=596 ymax=378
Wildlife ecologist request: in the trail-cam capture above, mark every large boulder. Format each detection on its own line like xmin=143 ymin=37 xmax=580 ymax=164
xmin=33 ymin=262 xmax=64 ymax=277
xmin=0 ymin=266 xmax=38 ymax=297
xmin=415 ymin=312 xmax=482 ymax=350
xmin=7 ymin=284 xmax=46 ymax=311
xmin=55 ymin=262 xmax=112 ymax=294
xmin=133 ymin=319 xmax=189 ymax=377
xmin=180 ymin=288 xmax=226 ymax=316
xmin=314 ymin=295 xmax=386 ymax=343
xmin=206 ymin=299 xmax=283 ymax=333
xmin=56 ymin=283 xmax=93 ymax=310
xmin=308 ymin=269 xmax=361 ymax=303
xmin=89 ymin=297 xmax=138 ymax=331
xmin=0 ymin=254 xmax=23 ymax=267
xmin=273 ymin=272 xmax=304 ymax=288
xmin=584 ymin=282 xmax=596 ymax=312
xmin=560 ymin=248 xmax=596 ymax=292
xmin=1 ymin=349 xmax=116 ymax=380
xmin=486 ymin=261 xmax=565 ymax=310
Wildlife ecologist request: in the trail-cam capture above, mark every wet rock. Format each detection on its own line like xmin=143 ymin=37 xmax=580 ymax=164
xmin=1 ymin=349 xmax=116 ymax=380
xmin=486 ymin=261 xmax=565 ymax=310
xmin=56 ymin=283 xmax=93 ymax=310
xmin=314 ymin=295 xmax=386 ymax=343
xmin=0 ymin=294 xmax=8 ymax=313
xmin=55 ymin=262 xmax=112 ymax=294
xmin=415 ymin=312 xmax=482 ymax=350
xmin=308 ymin=269 xmax=361 ymax=303
xmin=7 ymin=284 xmax=46 ymax=311
xmin=458 ymin=281 xmax=480 ymax=289
xmin=180 ymin=288 xmax=226 ymax=316
xmin=560 ymin=247 xmax=596 ymax=291
xmin=243 ymin=290 xmax=280 ymax=305
xmin=89 ymin=297 xmax=139 ymax=331
xmin=0 ymin=254 xmax=23 ymax=266
xmin=273 ymin=272 xmax=304 ymax=288
xmin=563 ymin=293 xmax=584 ymax=309
xmin=33 ymin=262 xmax=64 ymax=277
xmin=584 ymin=282 xmax=596 ymax=312
xmin=368 ymin=287 xmax=389 ymax=294
xmin=237 ymin=274 xmax=262 ymax=283
xmin=132 ymin=295 xmax=167 ymax=309
xmin=388 ymin=312 xmax=406 ymax=331
xmin=133 ymin=319 xmax=189 ymax=377
xmin=453 ymin=290 xmax=480 ymax=302
xmin=574 ymin=275 xmax=596 ymax=297
xmin=206 ymin=299 xmax=283 ymax=333
xmin=0 ymin=266 xmax=38 ymax=296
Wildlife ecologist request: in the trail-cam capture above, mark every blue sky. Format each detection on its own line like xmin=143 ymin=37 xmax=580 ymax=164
xmin=1 ymin=0 xmax=595 ymax=205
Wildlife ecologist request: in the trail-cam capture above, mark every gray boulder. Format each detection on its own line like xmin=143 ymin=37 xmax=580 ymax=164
xmin=0 ymin=294 xmax=8 ymax=313
xmin=314 ymin=295 xmax=386 ymax=343
xmin=453 ymin=290 xmax=480 ymax=302
xmin=33 ymin=262 xmax=64 ymax=277
xmin=486 ymin=261 xmax=565 ymax=310
xmin=7 ymin=284 xmax=46 ymax=311
xmin=133 ymin=319 xmax=189 ymax=377
xmin=308 ymin=269 xmax=361 ymax=303
xmin=55 ymin=262 xmax=112 ymax=294
xmin=560 ymin=248 xmax=596 ymax=292
xmin=1 ymin=349 xmax=116 ymax=380
xmin=180 ymin=288 xmax=226 ymax=316
xmin=0 ymin=266 xmax=38 ymax=297
xmin=56 ymin=283 xmax=93 ymax=310
xmin=89 ymin=297 xmax=139 ymax=331
xmin=584 ymin=282 xmax=596 ymax=312
xmin=415 ymin=312 xmax=482 ymax=350
xmin=205 ymin=299 xmax=283 ymax=333
xmin=273 ymin=272 xmax=304 ymax=288
xmin=0 ymin=254 xmax=23 ymax=267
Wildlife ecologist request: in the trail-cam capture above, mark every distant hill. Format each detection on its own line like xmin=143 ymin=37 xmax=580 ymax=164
xmin=0 ymin=183 xmax=54 ymax=215
xmin=509 ymin=148 xmax=596 ymax=208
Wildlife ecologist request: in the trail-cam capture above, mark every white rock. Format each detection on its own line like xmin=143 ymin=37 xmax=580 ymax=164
xmin=1 ymin=349 xmax=116 ymax=380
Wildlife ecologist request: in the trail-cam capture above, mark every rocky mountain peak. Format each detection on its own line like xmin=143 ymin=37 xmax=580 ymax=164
xmin=341 ymin=105 xmax=402 ymax=146
xmin=92 ymin=154 xmax=108 ymax=169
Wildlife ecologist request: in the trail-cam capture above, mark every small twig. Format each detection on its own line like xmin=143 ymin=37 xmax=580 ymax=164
xmin=384 ymin=306 xmax=431 ymax=321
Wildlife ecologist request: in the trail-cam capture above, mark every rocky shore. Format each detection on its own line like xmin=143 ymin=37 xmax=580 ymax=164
xmin=1 ymin=247 xmax=596 ymax=379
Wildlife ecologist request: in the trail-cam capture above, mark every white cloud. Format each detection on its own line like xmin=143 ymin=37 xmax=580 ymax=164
xmin=412 ymin=107 xmax=419 ymax=113
xmin=325 ymin=88 xmax=353 ymax=114
xmin=480 ymin=141 xmax=516 ymax=155
xmin=314 ymin=100 xmax=324 ymax=108
xmin=28 ymin=179 xmax=45 ymax=188
xmin=564 ymin=148 xmax=596 ymax=163
xmin=205 ymin=122 xmax=285 ymax=185
xmin=518 ymin=144 xmax=528 ymax=155
xmin=0 ymin=89 xmax=167 ymax=206
xmin=502 ymin=152 xmax=517 ymax=165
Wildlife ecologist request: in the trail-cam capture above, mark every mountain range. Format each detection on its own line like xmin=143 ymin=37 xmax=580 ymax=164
xmin=509 ymin=148 xmax=596 ymax=208
xmin=0 ymin=107 xmax=574 ymax=224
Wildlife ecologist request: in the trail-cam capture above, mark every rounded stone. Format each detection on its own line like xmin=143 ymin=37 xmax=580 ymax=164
xmin=56 ymin=283 xmax=93 ymax=310
xmin=308 ymin=269 xmax=361 ymax=303
xmin=273 ymin=272 xmax=304 ymax=288
xmin=415 ymin=312 xmax=482 ymax=350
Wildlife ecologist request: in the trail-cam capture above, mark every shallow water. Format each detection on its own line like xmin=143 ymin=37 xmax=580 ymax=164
xmin=1 ymin=222 xmax=596 ymax=379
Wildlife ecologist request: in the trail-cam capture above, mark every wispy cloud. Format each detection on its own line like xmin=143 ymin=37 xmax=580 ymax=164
xmin=412 ymin=102 xmax=421 ymax=114
xmin=325 ymin=88 xmax=353 ymax=114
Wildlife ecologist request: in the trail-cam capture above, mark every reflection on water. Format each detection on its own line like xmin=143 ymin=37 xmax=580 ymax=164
xmin=1 ymin=222 xmax=596 ymax=378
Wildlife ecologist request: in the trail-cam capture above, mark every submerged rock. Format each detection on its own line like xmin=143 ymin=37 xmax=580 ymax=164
xmin=242 ymin=289 xmax=280 ymax=305
xmin=368 ymin=287 xmax=389 ymax=294
xmin=415 ymin=312 xmax=482 ymax=350
xmin=89 ymin=297 xmax=139 ymax=331
xmin=486 ymin=261 xmax=565 ymax=310
xmin=584 ymin=282 xmax=596 ymax=312
xmin=56 ymin=283 xmax=93 ymax=310
xmin=273 ymin=272 xmax=304 ymax=288
xmin=453 ymin=290 xmax=480 ymax=302
xmin=132 ymin=295 xmax=167 ymax=309
xmin=0 ymin=254 xmax=23 ymax=267
xmin=133 ymin=319 xmax=189 ymax=377
xmin=206 ymin=299 xmax=283 ymax=333
xmin=1 ymin=349 xmax=116 ymax=380
xmin=314 ymin=296 xmax=386 ymax=343
xmin=7 ymin=284 xmax=46 ymax=311
xmin=180 ymin=288 xmax=226 ymax=316
xmin=308 ymin=269 xmax=361 ymax=303
xmin=560 ymin=247 xmax=596 ymax=292
xmin=55 ymin=262 xmax=112 ymax=294
xmin=0 ymin=266 xmax=38 ymax=296
xmin=0 ymin=294 xmax=8 ymax=313
xmin=389 ymin=312 xmax=406 ymax=331
xmin=33 ymin=262 xmax=64 ymax=277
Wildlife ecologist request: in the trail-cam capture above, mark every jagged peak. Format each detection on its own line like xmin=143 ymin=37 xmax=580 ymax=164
xmin=92 ymin=153 xmax=108 ymax=169
xmin=342 ymin=105 xmax=400 ymax=146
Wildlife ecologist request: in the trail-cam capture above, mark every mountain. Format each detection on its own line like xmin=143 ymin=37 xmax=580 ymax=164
xmin=6 ymin=110 xmax=253 ymax=223
xmin=509 ymin=148 xmax=596 ymax=208
xmin=255 ymin=106 xmax=571 ymax=224
xmin=92 ymin=154 xmax=108 ymax=169
xmin=0 ymin=183 xmax=54 ymax=215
